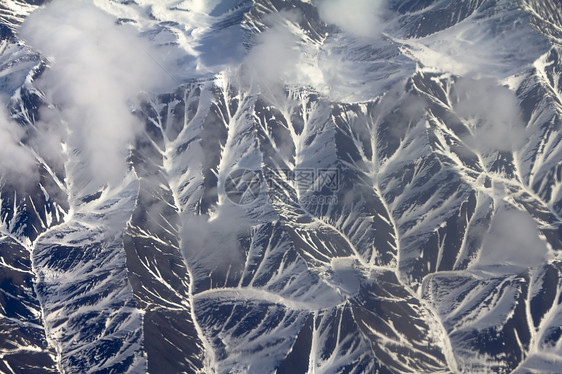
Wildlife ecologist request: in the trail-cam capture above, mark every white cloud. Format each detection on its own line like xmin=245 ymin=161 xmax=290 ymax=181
xmin=19 ymin=0 xmax=170 ymax=193
xmin=182 ymin=203 xmax=250 ymax=272
xmin=316 ymin=0 xmax=386 ymax=38
xmin=240 ymin=4 xmax=403 ymax=102
xmin=241 ymin=10 xmax=324 ymax=97
xmin=244 ymin=13 xmax=301 ymax=86
xmin=0 ymin=105 xmax=36 ymax=184
xmin=475 ymin=209 xmax=550 ymax=269
xmin=454 ymin=77 xmax=525 ymax=152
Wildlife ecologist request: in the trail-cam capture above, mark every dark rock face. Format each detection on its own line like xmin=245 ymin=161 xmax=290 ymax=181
xmin=1 ymin=0 xmax=562 ymax=373
xmin=0 ymin=237 xmax=57 ymax=373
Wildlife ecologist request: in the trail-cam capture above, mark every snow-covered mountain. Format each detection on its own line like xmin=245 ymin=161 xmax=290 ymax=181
xmin=1 ymin=0 xmax=562 ymax=373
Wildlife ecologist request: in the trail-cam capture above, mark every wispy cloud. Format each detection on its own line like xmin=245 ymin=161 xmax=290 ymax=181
xmin=240 ymin=10 xmax=323 ymax=98
xmin=316 ymin=0 xmax=387 ymax=38
xmin=182 ymin=203 xmax=250 ymax=273
xmin=20 ymin=0 xmax=170 ymax=194
xmin=0 ymin=104 xmax=36 ymax=184
xmin=474 ymin=209 xmax=550 ymax=270
xmin=454 ymin=77 xmax=525 ymax=152
xmin=240 ymin=3 xmax=403 ymax=102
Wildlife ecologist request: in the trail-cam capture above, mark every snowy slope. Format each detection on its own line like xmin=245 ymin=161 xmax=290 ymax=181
xmin=1 ymin=0 xmax=562 ymax=373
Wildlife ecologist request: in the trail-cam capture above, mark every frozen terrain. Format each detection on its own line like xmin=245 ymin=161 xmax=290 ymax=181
xmin=1 ymin=0 xmax=562 ymax=373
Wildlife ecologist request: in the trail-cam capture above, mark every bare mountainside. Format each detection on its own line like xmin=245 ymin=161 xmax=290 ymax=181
xmin=1 ymin=0 xmax=562 ymax=373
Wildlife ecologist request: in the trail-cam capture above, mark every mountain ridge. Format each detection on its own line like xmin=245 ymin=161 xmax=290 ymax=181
xmin=0 ymin=0 xmax=562 ymax=373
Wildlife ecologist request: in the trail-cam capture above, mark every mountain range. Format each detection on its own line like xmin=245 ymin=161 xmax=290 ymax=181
xmin=1 ymin=0 xmax=562 ymax=373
